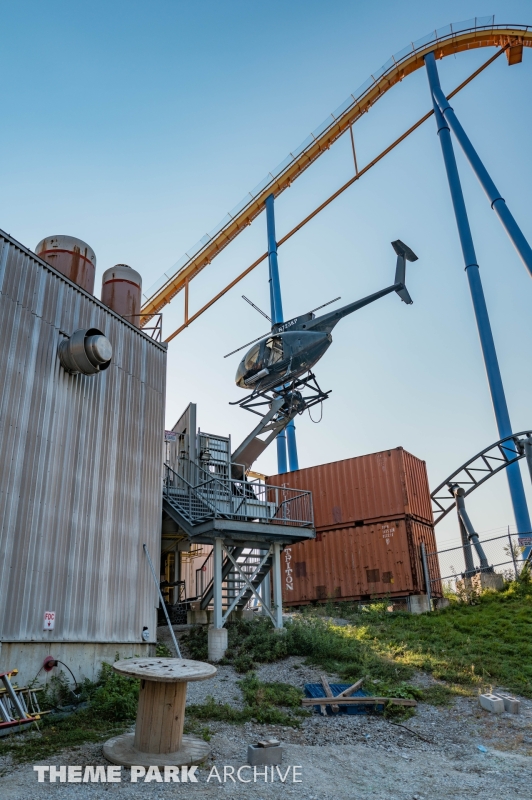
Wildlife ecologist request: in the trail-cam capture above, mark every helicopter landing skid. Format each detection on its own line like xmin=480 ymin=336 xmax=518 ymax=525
xmin=230 ymin=371 xmax=331 ymax=418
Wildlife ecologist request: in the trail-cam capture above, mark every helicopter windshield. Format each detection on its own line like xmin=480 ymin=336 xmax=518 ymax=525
xmin=244 ymin=343 xmax=261 ymax=371
xmin=264 ymin=337 xmax=283 ymax=367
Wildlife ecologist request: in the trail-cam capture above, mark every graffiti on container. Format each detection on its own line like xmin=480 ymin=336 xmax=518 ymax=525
xmin=284 ymin=547 xmax=293 ymax=591
xmin=381 ymin=524 xmax=396 ymax=546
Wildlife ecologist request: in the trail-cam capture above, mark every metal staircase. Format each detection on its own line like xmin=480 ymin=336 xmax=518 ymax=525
xmin=162 ymin=417 xmax=315 ymax=629
xmin=196 ymin=547 xmax=272 ymax=611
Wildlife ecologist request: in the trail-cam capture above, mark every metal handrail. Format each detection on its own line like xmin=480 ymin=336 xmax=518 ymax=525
xmin=164 ymin=462 xmax=313 ymax=527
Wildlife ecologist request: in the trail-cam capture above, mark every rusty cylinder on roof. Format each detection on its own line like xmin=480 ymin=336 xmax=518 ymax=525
xmin=35 ymin=235 xmax=96 ymax=293
xmin=101 ymin=264 xmax=142 ymax=326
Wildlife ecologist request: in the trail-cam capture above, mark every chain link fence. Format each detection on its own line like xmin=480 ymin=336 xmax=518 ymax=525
xmin=427 ymin=531 xmax=530 ymax=593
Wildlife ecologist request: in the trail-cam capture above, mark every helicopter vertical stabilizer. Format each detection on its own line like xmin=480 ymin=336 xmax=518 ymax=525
xmin=392 ymin=239 xmax=417 ymax=305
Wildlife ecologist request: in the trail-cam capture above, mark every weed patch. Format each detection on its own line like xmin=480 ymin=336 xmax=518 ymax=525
xmin=0 ymin=661 xmax=138 ymax=765
xmin=186 ymin=673 xmax=306 ymax=728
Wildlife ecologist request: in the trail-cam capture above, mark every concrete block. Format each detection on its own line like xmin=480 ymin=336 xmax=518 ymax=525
xmin=496 ymin=694 xmax=520 ymax=714
xmin=208 ymin=627 xmax=228 ymax=662
xmin=407 ymin=594 xmax=431 ymax=614
xmin=479 ymin=693 xmax=505 ymax=714
xmin=435 ymin=598 xmax=450 ymax=610
xmin=247 ymin=744 xmax=283 ymax=766
xmin=471 ymin=573 xmax=504 ymax=593
xmin=187 ymin=609 xmax=208 ymax=625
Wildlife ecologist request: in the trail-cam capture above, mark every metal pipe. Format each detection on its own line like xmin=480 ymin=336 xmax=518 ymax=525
xmin=286 ymin=419 xmax=299 ymax=471
xmin=266 ymin=193 xmax=297 ymax=473
xmin=261 ymin=571 xmax=271 ymax=617
xmin=213 ymin=537 xmax=223 ymax=629
xmin=458 ymin=515 xmax=476 ymax=575
xmin=420 ymin=542 xmax=432 ymax=611
xmin=266 ymin=194 xmax=284 ymax=326
xmin=143 ymin=544 xmax=182 ymax=658
xmin=429 ymin=77 xmax=532 ymax=280
xmin=271 ymin=541 xmax=284 ymax=629
xmin=451 ymin=487 xmax=490 ymax=571
xmin=425 ymin=52 xmax=531 ymax=535
xmin=276 ymin=428 xmax=288 ymax=474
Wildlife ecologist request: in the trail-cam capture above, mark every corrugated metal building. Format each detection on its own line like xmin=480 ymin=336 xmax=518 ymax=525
xmin=0 ymin=230 xmax=167 ymax=683
xmin=268 ymin=448 xmax=442 ymax=605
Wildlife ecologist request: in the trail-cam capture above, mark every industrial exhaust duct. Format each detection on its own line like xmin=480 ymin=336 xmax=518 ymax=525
xmin=58 ymin=328 xmax=112 ymax=375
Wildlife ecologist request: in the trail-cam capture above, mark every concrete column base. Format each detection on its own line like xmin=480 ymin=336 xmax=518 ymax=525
xmin=407 ymin=594 xmax=431 ymax=614
xmin=187 ymin=609 xmax=209 ymax=625
xmin=208 ymin=627 xmax=228 ymax=662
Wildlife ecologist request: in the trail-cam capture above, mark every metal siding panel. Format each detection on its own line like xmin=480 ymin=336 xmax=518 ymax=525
xmin=0 ymin=232 xmax=166 ymax=644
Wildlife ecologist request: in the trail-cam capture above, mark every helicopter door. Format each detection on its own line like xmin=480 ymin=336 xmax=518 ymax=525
xmin=264 ymin=336 xmax=284 ymax=367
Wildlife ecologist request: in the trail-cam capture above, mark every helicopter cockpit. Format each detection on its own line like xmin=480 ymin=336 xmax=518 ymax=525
xmin=236 ymin=335 xmax=285 ymax=387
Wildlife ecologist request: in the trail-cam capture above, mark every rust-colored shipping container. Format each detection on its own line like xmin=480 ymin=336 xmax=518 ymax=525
xmin=268 ymin=449 xmax=441 ymax=604
xmin=268 ymin=448 xmax=433 ymax=528
xmin=281 ymin=517 xmax=441 ymax=604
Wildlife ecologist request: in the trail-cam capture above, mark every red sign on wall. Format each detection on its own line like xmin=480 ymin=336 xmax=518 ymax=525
xmin=43 ymin=611 xmax=55 ymax=630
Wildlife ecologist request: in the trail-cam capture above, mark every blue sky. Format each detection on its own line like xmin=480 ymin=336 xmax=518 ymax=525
xmin=2 ymin=1 xmax=532 ymax=547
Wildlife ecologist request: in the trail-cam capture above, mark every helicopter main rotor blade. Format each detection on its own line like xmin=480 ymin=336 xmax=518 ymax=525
xmin=242 ymin=295 xmax=271 ymax=322
xmin=307 ymin=296 xmax=341 ymax=314
xmin=223 ymin=330 xmax=270 ymax=359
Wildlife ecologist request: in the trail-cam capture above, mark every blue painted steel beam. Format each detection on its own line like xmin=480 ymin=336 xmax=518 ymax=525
xmin=425 ymin=52 xmax=531 ymax=534
xmin=428 ymin=64 xmax=532 ymax=280
xmin=266 ymin=194 xmax=299 ymax=473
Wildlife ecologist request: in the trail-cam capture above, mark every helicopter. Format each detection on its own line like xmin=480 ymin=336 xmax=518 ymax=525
xmin=227 ymin=240 xmax=418 ymax=398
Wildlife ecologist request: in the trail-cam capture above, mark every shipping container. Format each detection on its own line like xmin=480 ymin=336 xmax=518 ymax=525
xmin=268 ymin=448 xmax=433 ymax=528
xmin=281 ymin=516 xmax=441 ymax=605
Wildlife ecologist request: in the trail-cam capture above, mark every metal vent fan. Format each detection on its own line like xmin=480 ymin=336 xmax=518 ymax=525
xmin=58 ymin=328 xmax=112 ymax=375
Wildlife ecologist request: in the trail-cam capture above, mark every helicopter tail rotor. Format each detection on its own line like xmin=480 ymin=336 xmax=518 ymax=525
xmin=392 ymin=239 xmax=418 ymax=305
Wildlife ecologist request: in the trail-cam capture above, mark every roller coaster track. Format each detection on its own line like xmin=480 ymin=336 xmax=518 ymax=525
xmin=140 ymin=18 xmax=532 ymax=337
xmin=431 ymin=431 xmax=532 ymax=525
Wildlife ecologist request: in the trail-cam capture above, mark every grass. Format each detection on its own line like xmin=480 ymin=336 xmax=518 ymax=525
xmin=183 ymin=578 xmax=532 ymax=699
xmin=186 ymin=672 xmax=307 ymax=728
xmin=0 ymin=662 xmax=138 ymax=765
xmin=332 ymin=580 xmax=532 ymax=696
xmin=3 ymin=579 xmax=529 ymax=764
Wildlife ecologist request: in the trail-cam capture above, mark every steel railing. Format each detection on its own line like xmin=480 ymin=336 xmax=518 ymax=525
xmin=163 ymin=462 xmax=313 ymax=528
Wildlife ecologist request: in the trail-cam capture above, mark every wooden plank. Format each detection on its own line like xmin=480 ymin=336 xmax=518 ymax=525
xmin=320 ymin=675 xmax=339 ymax=713
xmin=302 ymin=696 xmax=417 ymax=707
xmin=334 ymin=678 xmax=364 ymax=699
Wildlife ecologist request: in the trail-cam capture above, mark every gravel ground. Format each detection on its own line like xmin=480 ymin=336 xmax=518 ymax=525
xmin=1 ymin=630 xmax=530 ymax=799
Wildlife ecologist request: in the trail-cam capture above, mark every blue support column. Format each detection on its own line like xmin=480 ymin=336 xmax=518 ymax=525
xmin=425 ymin=52 xmax=531 ymax=534
xmin=428 ymin=74 xmax=532 ymax=280
xmin=266 ymin=194 xmax=299 ymax=474
xmin=286 ymin=419 xmax=299 ymax=471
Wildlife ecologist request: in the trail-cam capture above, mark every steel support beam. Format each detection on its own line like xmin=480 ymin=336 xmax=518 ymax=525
xmin=271 ymin=541 xmax=284 ymax=629
xmin=451 ymin=486 xmax=490 ymax=572
xmin=425 ymin=51 xmax=531 ymax=534
xmin=261 ymin=571 xmax=271 ymax=617
xmin=213 ymin=537 xmax=223 ymax=629
xmin=266 ymin=193 xmax=298 ymax=474
xmin=429 ymin=74 xmax=532 ymax=280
